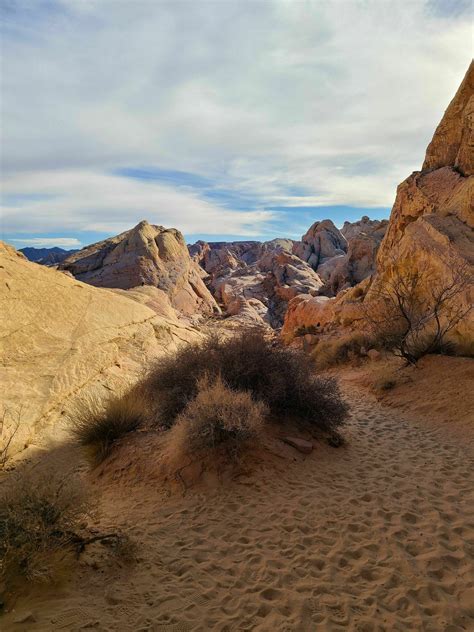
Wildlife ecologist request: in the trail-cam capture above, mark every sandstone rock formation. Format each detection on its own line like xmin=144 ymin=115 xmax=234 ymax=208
xmin=190 ymin=238 xmax=322 ymax=327
xmin=0 ymin=242 xmax=201 ymax=457
xmin=191 ymin=218 xmax=386 ymax=327
xmin=60 ymin=220 xmax=220 ymax=317
xmin=293 ymin=219 xmax=347 ymax=270
xmin=283 ymin=62 xmax=474 ymax=352
xmin=291 ymin=218 xmax=387 ymax=296
xmin=340 ymin=216 xmax=388 ymax=241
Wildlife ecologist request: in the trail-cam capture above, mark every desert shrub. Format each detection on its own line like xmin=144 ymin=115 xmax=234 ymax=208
xmin=143 ymin=330 xmax=349 ymax=432
xmin=71 ymin=390 xmax=145 ymax=464
xmin=0 ymin=468 xmax=91 ymax=589
xmin=0 ymin=408 xmax=21 ymax=471
xmin=364 ymin=255 xmax=472 ymax=364
xmin=0 ymin=467 xmax=133 ymax=596
xmin=312 ymin=332 xmax=374 ymax=369
xmin=170 ymin=375 xmax=266 ymax=461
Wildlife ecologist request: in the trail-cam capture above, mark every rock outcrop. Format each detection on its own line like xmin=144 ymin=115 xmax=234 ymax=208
xmin=190 ymin=238 xmax=322 ymax=327
xmin=293 ymin=220 xmax=347 ymax=270
xmin=283 ymin=62 xmax=474 ymax=352
xmin=292 ymin=217 xmax=387 ymax=296
xmin=0 ymin=242 xmax=201 ymax=457
xmin=60 ymin=221 xmax=220 ymax=317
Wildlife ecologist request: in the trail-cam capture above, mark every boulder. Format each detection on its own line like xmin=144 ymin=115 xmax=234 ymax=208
xmin=282 ymin=437 xmax=313 ymax=454
xmin=422 ymin=59 xmax=473 ymax=176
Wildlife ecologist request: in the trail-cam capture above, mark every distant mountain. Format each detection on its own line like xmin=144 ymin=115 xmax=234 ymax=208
xmin=19 ymin=246 xmax=78 ymax=266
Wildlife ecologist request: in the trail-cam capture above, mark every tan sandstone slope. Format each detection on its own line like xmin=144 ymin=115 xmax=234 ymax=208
xmin=0 ymin=241 xmax=200 ymax=457
xmin=283 ymin=61 xmax=474 ymax=349
xmin=60 ymin=220 xmax=220 ymax=317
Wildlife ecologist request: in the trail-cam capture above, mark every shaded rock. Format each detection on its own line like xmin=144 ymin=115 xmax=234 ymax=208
xmin=13 ymin=611 xmax=36 ymax=624
xmin=282 ymin=437 xmax=313 ymax=454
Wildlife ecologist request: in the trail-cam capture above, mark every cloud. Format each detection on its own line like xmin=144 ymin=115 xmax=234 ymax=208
xmin=11 ymin=237 xmax=82 ymax=248
xmin=1 ymin=170 xmax=277 ymax=237
xmin=0 ymin=1 xmax=471 ymax=239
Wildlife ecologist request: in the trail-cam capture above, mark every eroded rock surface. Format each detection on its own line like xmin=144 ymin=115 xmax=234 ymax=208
xmin=190 ymin=238 xmax=322 ymax=327
xmin=0 ymin=242 xmax=201 ymax=456
xmin=60 ymin=220 xmax=220 ymax=317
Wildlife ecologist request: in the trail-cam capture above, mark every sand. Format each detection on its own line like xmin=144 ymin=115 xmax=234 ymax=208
xmin=3 ymin=375 xmax=474 ymax=631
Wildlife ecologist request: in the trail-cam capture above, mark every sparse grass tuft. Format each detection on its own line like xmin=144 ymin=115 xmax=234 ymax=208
xmin=71 ymin=390 xmax=145 ymax=464
xmin=312 ymin=332 xmax=374 ymax=370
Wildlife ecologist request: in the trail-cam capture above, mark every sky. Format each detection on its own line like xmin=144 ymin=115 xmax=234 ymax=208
xmin=0 ymin=0 xmax=472 ymax=249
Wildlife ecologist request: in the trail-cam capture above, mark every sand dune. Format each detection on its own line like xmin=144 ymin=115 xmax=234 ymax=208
xmin=4 ymin=382 xmax=474 ymax=631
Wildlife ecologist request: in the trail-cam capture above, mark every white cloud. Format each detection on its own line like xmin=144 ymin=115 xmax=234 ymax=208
xmin=11 ymin=237 xmax=82 ymax=248
xmin=1 ymin=170 xmax=276 ymax=237
xmin=0 ymin=0 xmax=471 ymax=236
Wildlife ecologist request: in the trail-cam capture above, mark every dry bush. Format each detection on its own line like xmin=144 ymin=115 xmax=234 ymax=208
xmin=365 ymin=256 xmax=473 ymax=364
xmin=0 ymin=468 xmax=92 ymax=590
xmin=70 ymin=390 xmax=145 ymax=464
xmin=143 ymin=330 xmax=349 ymax=433
xmin=312 ymin=332 xmax=374 ymax=370
xmin=170 ymin=375 xmax=267 ymax=462
xmin=0 ymin=409 xmax=21 ymax=471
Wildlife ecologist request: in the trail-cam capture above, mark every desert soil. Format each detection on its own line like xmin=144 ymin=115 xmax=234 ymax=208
xmin=4 ymin=378 xmax=474 ymax=632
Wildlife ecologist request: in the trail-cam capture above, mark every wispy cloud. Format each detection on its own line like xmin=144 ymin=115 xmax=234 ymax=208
xmin=0 ymin=0 xmax=471 ymax=241
xmin=11 ymin=237 xmax=81 ymax=248
xmin=2 ymin=170 xmax=278 ymax=238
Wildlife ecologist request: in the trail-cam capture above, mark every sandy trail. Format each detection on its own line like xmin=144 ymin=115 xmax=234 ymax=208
xmin=5 ymin=384 xmax=474 ymax=632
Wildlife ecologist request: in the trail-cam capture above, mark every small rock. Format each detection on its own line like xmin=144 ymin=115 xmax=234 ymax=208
xmin=367 ymin=348 xmax=381 ymax=361
xmin=282 ymin=436 xmax=313 ymax=454
xmin=13 ymin=611 xmax=36 ymax=624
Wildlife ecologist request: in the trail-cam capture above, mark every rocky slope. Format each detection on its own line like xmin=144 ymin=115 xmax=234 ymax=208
xmin=0 ymin=241 xmax=201 ymax=458
xmin=283 ymin=62 xmax=474 ymax=351
xmin=60 ymin=220 xmax=219 ymax=317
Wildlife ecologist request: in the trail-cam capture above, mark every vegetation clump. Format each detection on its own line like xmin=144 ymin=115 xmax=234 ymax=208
xmin=0 ymin=468 xmax=91 ymax=588
xmin=0 ymin=467 xmax=133 ymax=597
xmin=365 ymin=256 xmax=472 ymax=364
xmin=312 ymin=332 xmax=375 ymax=369
xmin=71 ymin=391 xmax=145 ymax=464
xmin=143 ymin=330 xmax=349 ymax=433
xmin=171 ymin=375 xmax=267 ymax=461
